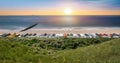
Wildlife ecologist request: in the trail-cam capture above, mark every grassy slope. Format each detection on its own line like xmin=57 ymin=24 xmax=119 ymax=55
xmin=0 ymin=39 xmax=41 ymax=63
xmin=52 ymin=38 xmax=120 ymax=63
xmin=0 ymin=38 xmax=120 ymax=63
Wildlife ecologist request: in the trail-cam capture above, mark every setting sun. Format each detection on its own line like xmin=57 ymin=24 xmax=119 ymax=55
xmin=64 ymin=7 xmax=72 ymax=15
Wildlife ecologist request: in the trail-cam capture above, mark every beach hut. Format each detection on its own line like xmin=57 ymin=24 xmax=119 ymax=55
xmin=28 ymin=33 xmax=32 ymax=36
xmin=111 ymin=33 xmax=120 ymax=38
xmin=89 ymin=33 xmax=97 ymax=38
xmin=107 ymin=34 xmax=112 ymax=38
xmin=67 ymin=33 xmax=74 ymax=38
xmin=32 ymin=33 xmax=37 ymax=37
xmin=47 ymin=34 xmax=53 ymax=38
xmin=77 ymin=34 xmax=81 ymax=37
xmin=64 ymin=33 xmax=67 ymax=38
xmin=73 ymin=34 xmax=79 ymax=38
xmin=99 ymin=34 xmax=110 ymax=38
xmin=0 ymin=34 xmax=2 ymax=37
xmin=35 ymin=34 xmax=40 ymax=37
xmin=1 ymin=33 xmax=11 ymax=37
xmin=49 ymin=34 xmax=56 ymax=38
xmin=52 ymin=33 xmax=56 ymax=36
xmin=99 ymin=33 xmax=104 ymax=37
xmin=56 ymin=34 xmax=64 ymax=37
xmin=60 ymin=34 xmax=64 ymax=37
xmin=84 ymin=34 xmax=91 ymax=38
xmin=80 ymin=34 xmax=86 ymax=38
xmin=20 ymin=33 xmax=28 ymax=37
xmin=8 ymin=33 xmax=16 ymax=38
xmin=38 ymin=34 xmax=47 ymax=38
xmin=44 ymin=33 xmax=47 ymax=36
xmin=95 ymin=33 xmax=100 ymax=38
xmin=15 ymin=34 xmax=20 ymax=37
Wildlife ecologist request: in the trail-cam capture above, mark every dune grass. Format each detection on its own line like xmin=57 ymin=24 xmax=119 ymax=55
xmin=0 ymin=38 xmax=120 ymax=63
xmin=51 ymin=38 xmax=120 ymax=63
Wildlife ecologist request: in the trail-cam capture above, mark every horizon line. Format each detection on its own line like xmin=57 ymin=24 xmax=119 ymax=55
xmin=0 ymin=15 xmax=120 ymax=16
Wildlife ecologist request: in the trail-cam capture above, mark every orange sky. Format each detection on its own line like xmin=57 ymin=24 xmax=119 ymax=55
xmin=0 ymin=0 xmax=120 ymax=15
xmin=0 ymin=10 xmax=120 ymax=15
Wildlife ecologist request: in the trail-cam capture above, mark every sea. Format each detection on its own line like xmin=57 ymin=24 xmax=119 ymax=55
xmin=0 ymin=15 xmax=120 ymax=32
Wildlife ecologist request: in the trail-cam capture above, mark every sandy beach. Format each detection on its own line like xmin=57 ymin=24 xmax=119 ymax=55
xmin=0 ymin=27 xmax=120 ymax=34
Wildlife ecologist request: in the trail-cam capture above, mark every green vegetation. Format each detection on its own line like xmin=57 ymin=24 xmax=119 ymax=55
xmin=0 ymin=38 xmax=120 ymax=63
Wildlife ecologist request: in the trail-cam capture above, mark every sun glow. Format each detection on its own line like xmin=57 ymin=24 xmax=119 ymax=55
xmin=64 ymin=7 xmax=72 ymax=15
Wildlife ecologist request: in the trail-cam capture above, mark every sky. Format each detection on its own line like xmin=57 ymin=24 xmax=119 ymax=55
xmin=0 ymin=0 xmax=120 ymax=15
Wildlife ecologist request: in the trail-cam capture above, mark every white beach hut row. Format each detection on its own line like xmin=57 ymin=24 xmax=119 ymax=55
xmin=0 ymin=33 xmax=120 ymax=38
xmin=18 ymin=33 xmax=120 ymax=38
